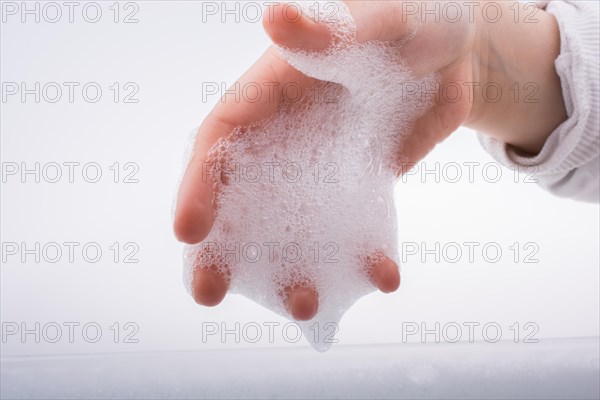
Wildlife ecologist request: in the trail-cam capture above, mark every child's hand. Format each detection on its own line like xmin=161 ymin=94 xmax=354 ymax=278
xmin=174 ymin=1 xmax=565 ymax=320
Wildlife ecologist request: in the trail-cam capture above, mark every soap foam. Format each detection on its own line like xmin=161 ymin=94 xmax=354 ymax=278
xmin=181 ymin=0 xmax=434 ymax=351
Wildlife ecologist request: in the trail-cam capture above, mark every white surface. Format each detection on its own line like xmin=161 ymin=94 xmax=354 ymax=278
xmin=2 ymin=338 xmax=599 ymax=399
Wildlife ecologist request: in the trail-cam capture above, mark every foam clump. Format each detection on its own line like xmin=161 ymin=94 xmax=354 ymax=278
xmin=182 ymin=0 xmax=433 ymax=351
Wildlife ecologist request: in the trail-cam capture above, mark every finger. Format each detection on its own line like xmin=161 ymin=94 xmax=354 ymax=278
xmin=284 ymin=284 xmax=319 ymax=321
xmin=368 ymin=254 xmax=401 ymax=293
xmin=192 ymin=264 xmax=230 ymax=307
xmin=175 ymin=3 xmax=341 ymax=245
xmin=174 ymin=48 xmax=316 ymax=244
xmin=395 ymin=106 xmax=450 ymax=175
xmin=396 ymin=61 xmax=475 ymax=174
xmin=264 ymin=1 xmax=411 ymax=49
xmin=263 ymin=3 xmax=332 ymax=50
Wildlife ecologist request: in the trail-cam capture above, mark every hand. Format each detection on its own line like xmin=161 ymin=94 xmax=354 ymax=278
xmin=173 ymin=1 xmax=565 ymax=319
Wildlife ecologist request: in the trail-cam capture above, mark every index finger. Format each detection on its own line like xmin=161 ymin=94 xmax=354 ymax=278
xmin=173 ymin=47 xmax=318 ymax=244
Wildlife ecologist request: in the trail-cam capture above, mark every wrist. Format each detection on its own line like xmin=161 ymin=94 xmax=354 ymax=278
xmin=465 ymin=1 xmax=566 ymax=155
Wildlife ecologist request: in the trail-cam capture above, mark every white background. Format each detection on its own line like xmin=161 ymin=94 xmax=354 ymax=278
xmin=1 ymin=1 xmax=598 ymax=357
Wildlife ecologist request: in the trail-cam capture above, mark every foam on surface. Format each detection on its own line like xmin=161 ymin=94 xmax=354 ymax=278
xmin=181 ymin=0 xmax=434 ymax=351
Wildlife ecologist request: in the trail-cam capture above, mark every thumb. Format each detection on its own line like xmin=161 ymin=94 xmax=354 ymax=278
xmin=262 ymin=3 xmax=332 ymax=51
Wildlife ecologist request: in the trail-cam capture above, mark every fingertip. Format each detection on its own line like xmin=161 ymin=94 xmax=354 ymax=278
xmin=263 ymin=3 xmax=331 ymax=51
xmin=173 ymin=207 xmax=213 ymax=244
xmin=285 ymin=286 xmax=318 ymax=321
xmin=262 ymin=3 xmax=298 ymax=43
xmin=192 ymin=266 xmax=229 ymax=307
xmin=372 ymin=256 xmax=401 ymax=294
xmin=173 ymin=170 xmax=215 ymax=244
